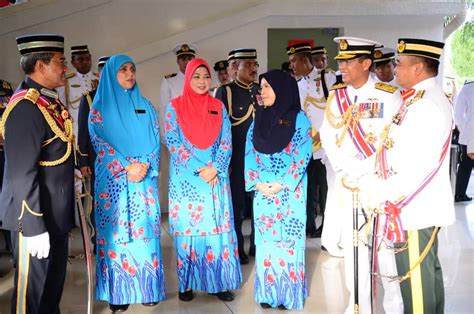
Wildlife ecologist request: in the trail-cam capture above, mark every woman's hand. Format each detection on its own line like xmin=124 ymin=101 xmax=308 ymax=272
xmin=209 ymin=176 xmax=219 ymax=188
xmin=256 ymin=182 xmax=284 ymax=197
xmin=126 ymin=162 xmax=149 ymax=182
xmin=267 ymin=181 xmax=284 ymax=195
xmin=256 ymin=182 xmax=274 ymax=197
xmin=198 ymin=166 xmax=218 ymax=183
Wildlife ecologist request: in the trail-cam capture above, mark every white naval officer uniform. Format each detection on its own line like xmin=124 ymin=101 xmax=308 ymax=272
xmin=320 ymin=75 xmax=404 ymax=314
xmin=159 ymin=71 xmax=185 ymax=213
xmin=297 ymin=66 xmax=343 ymax=257
xmin=58 ymin=71 xmax=98 ymax=142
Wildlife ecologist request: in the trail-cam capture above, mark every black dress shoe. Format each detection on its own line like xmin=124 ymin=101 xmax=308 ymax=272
xmin=248 ymin=245 xmax=256 ymax=257
xmin=142 ymin=301 xmax=159 ymax=307
xmin=239 ymin=253 xmax=249 ymax=265
xmin=455 ymin=194 xmax=472 ymax=202
xmin=178 ymin=290 xmax=194 ymax=302
xmin=278 ymin=304 xmax=287 ymax=310
xmin=109 ymin=304 xmax=129 ymax=312
xmin=209 ymin=290 xmax=235 ymax=301
xmin=260 ymin=303 xmax=272 ymax=308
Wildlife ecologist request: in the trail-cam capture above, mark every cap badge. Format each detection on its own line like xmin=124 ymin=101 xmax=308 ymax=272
xmin=340 ymin=39 xmax=348 ymax=51
xmin=398 ymin=41 xmax=406 ymax=53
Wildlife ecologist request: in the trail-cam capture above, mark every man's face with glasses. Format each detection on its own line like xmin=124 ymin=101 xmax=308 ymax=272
xmin=71 ymin=53 xmax=92 ymax=74
xmin=40 ymin=53 xmax=68 ymax=89
xmin=237 ymin=60 xmax=259 ymax=84
xmin=337 ymin=56 xmax=371 ymax=87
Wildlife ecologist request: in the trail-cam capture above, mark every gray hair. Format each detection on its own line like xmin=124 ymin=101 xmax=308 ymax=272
xmin=20 ymin=53 xmax=54 ymax=75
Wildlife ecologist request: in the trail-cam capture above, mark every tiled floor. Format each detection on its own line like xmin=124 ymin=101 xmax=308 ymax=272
xmin=1 ymin=175 xmax=473 ymax=314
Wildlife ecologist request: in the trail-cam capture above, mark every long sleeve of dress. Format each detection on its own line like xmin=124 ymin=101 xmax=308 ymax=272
xmin=212 ymin=104 xmax=232 ymax=177
xmin=90 ymin=103 xmax=161 ymax=245
xmin=164 ymin=102 xmax=208 ymax=173
xmin=278 ymin=114 xmax=312 ymax=192
xmin=245 ymin=112 xmax=312 ymax=193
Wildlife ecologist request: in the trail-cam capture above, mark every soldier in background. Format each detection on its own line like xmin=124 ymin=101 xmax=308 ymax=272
xmin=287 ymin=43 xmax=336 ymax=240
xmin=58 ymin=45 xmax=98 ymax=142
xmin=210 ymin=60 xmax=230 ymax=95
xmin=215 ymin=48 xmax=259 ymax=265
xmin=454 ymin=80 xmax=474 ymax=202
xmin=373 ymin=47 xmax=398 ymax=86
xmin=159 ymin=43 xmax=197 ymax=213
xmin=227 ymin=50 xmax=238 ymax=82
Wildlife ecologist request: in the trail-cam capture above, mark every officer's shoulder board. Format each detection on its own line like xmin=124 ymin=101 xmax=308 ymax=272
xmin=164 ymin=73 xmax=177 ymax=79
xmin=375 ymin=82 xmax=398 ymax=93
xmin=24 ymin=88 xmax=41 ymax=103
xmin=325 ymin=68 xmax=336 ymax=73
xmin=66 ymin=72 xmax=76 ymax=79
xmin=330 ymin=83 xmax=347 ymax=90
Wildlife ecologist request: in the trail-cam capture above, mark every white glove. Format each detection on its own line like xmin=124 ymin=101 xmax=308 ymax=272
xmin=358 ymin=175 xmax=386 ymax=210
xmin=74 ymin=169 xmax=83 ymax=194
xmin=25 ymin=232 xmax=50 ymax=259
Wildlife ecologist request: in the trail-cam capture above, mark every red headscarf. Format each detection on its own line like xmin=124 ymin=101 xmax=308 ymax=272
xmin=172 ymin=58 xmax=222 ymax=149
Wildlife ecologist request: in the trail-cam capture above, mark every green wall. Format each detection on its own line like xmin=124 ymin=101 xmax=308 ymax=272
xmin=267 ymin=28 xmax=341 ymax=71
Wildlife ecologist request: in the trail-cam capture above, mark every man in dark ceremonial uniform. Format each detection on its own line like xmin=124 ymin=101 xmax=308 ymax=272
xmin=215 ymin=48 xmax=259 ymax=264
xmin=0 ymin=34 xmax=75 ymax=314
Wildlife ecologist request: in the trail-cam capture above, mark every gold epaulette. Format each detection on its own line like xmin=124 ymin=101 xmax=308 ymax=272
xmin=0 ymin=88 xmax=74 ymax=167
xmin=66 ymin=72 xmax=76 ymax=79
xmin=330 ymin=83 xmax=347 ymax=90
xmin=24 ymin=88 xmax=40 ymax=103
xmin=164 ymin=73 xmax=177 ymax=79
xmin=375 ymin=82 xmax=398 ymax=93
xmin=325 ymin=68 xmax=336 ymax=73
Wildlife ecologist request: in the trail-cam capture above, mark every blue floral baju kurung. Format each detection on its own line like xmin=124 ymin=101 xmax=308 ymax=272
xmin=89 ymin=55 xmax=165 ymax=305
xmin=245 ymin=111 xmax=312 ymax=310
xmin=165 ymin=101 xmax=242 ymax=293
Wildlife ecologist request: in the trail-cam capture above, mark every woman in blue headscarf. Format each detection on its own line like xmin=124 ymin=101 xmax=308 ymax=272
xmin=245 ymin=70 xmax=312 ymax=310
xmin=89 ymin=54 xmax=165 ymax=312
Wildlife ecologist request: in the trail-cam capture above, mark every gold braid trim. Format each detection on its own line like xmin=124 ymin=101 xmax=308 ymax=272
xmin=304 ymin=95 xmax=326 ymax=112
xmin=226 ymin=85 xmax=254 ymax=127
xmin=1 ymin=92 xmax=74 ymax=167
xmin=42 ymin=135 xmax=59 ymax=147
xmin=324 ymin=92 xmax=358 ymax=147
xmin=18 ymin=200 xmax=43 ymax=220
xmin=375 ymin=90 xmax=426 ymax=168
xmin=36 ymin=105 xmax=74 ymax=166
xmin=0 ymin=98 xmax=23 ymax=138
xmin=86 ymin=93 xmax=93 ymax=108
